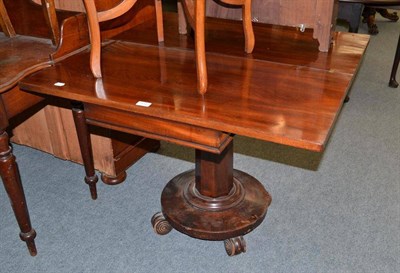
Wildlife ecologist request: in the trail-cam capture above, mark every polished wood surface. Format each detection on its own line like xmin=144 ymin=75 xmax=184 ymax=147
xmin=2 ymin=0 xmax=75 ymax=39
xmin=82 ymin=0 xmax=164 ymax=78
xmin=179 ymin=0 xmax=254 ymax=93
xmin=115 ymin=13 xmax=369 ymax=76
xmin=19 ymin=13 xmax=369 ymax=255
xmin=161 ymin=142 xmax=271 ymax=243
xmin=20 ymin=16 xmax=369 ymax=152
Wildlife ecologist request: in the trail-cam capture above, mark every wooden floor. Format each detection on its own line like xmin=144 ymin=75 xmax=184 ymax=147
xmin=19 ymin=13 xmax=370 ymax=152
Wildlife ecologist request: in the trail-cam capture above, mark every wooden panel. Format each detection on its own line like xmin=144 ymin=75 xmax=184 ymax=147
xmin=12 ymin=107 xmax=54 ymax=154
xmin=206 ymin=0 xmax=316 ymax=26
xmin=205 ymin=0 xmax=337 ymax=51
xmin=1 ymin=86 xmax=44 ymax=119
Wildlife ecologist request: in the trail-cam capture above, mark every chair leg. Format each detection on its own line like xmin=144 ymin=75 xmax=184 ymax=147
xmin=181 ymin=0 xmax=254 ymax=94
xmin=195 ymin=0 xmax=207 ymax=95
xmin=154 ymin=0 xmax=164 ymax=42
xmin=83 ymin=0 xmax=102 ymax=78
xmin=242 ymin=0 xmax=254 ymax=53
xmin=0 ymin=130 xmax=37 ymax=256
xmin=389 ymin=34 xmax=400 ymax=88
xmin=177 ymin=0 xmax=188 ymax=35
xmin=41 ymin=0 xmax=60 ymax=46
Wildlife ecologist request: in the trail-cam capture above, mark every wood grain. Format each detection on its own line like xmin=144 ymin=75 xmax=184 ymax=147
xmin=19 ymin=16 xmax=369 ymax=152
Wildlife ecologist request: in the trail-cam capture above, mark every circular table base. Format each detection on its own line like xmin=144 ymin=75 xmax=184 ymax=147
xmin=161 ymin=169 xmax=271 ymax=241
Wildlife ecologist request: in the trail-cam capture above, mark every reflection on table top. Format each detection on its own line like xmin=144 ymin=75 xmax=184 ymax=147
xmin=19 ymin=13 xmax=369 ymax=152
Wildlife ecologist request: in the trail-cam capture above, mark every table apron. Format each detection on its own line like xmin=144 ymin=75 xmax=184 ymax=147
xmin=84 ymin=104 xmax=233 ymax=154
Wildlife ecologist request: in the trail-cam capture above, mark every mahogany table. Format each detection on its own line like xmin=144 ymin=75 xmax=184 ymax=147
xmin=19 ymin=14 xmax=369 ymax=256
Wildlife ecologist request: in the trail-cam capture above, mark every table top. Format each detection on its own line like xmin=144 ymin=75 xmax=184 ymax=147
xmin=19 ymin=14 xmax=369 ymax=152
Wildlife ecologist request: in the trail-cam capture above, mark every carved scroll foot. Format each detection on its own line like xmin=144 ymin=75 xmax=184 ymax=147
xmin=151 ymin=212 xmax=173 ymax=235
xmin=224 ymin=236 xmax=247 ymax=256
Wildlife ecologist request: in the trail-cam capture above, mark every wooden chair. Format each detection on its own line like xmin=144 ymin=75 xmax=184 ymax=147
xmin=178 ymin=0 xmax=254 ymax=94
xmin=82 ymin=0 xmax=164 ymax=78
xmin=0 ymin=0 xmax=66 ymax=257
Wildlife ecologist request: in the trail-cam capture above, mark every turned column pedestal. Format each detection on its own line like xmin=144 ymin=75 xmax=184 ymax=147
xmin=152 ymin=140 xmax=271 ymax=256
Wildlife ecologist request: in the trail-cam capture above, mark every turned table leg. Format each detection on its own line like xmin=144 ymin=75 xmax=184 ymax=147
xmin=72 ymin=103 xmax=98 ymax=200
xmin=0 ymin=130 xmax=37 ymax=256
xmin=389 ymin=34 xmax=400 ymax=88
xmin=152 ymin=140 xmax=271 ymax=256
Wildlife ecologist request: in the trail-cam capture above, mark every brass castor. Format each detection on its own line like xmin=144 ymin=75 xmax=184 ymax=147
xmin=224 ymin=236 xmax=247 ymax=256
xmin=151 ymin=212 xmax=172 ymax=235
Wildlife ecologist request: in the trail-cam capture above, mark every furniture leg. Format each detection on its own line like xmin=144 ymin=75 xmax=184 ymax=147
xmin=177 ymin=0 xmax=188 ymax=35
xmin=152 ymin=140 xmax=271 ymax=256
xmin=194 ymin=0 xmax=207 ymax=94
xmin=83 ymin=0 xmax=164 ymax=79
xmin=72 ymin=103 xmax=98 ymax=200
xmin=41 ymin=0 xmax=60 ymax=46
xmin=154 ymin=0 xmax=164 ymax=42
xmin=389 ymin=34 xmax=400 ymax=88
xmin=180 ymin=0 xmax=254 ymax=94
xmin=0 ymin=130 xmax=37 ymax=256
xmin=242 ymin=0 xmax=255 ymax=53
